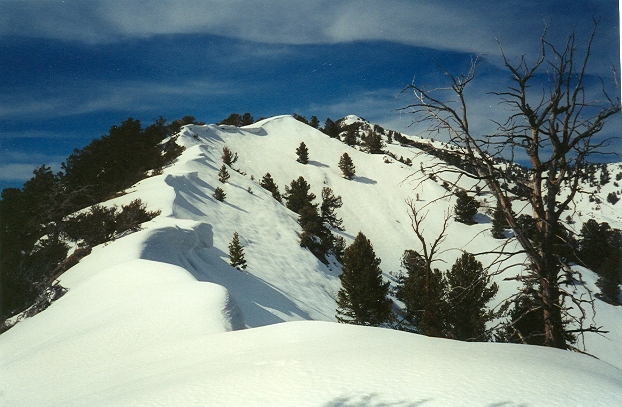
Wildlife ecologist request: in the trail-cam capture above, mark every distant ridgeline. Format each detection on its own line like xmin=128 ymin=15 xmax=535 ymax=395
xmin=1 ymin=112 xmax=620 ymax=334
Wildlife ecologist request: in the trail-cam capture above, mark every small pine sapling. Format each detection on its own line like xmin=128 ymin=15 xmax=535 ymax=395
xmin=218 ymin=165 xmax=230 ymax=183
xmin=260 ymin=172 xmax=282 ymax=202
xmin=214 ymin=187 xmax=226 ymax=201
xmin=222 ymin=146 xmax=238 ymax=166
xmin=454 ymin=189 xmax=480 ymax=224
xmin=338 ymin=153 xmax=355 ymax=180
xmin=228 ymin=232 xmax=247 ymax=270
xmin=321 ymin=187 xmax=344 ymax=230
xmin=296 ymin=142 xmax=309 ymax=164
xmin=491 ymin=202 xmax=509 ymax=239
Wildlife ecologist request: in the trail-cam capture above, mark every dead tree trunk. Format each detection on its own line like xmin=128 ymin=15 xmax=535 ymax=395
xmin=400 ymin=21 xmax=620 ymax=349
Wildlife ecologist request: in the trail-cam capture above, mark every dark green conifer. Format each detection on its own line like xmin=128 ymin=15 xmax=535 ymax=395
xmin=454 ymin=189 xmax=479 ymax=224
xmin=218 ymin=165 xmax=230 ymax=183
xmin=323 ymin=118 xmax=339 ymax=138
xmin=445 ymin=252 xmax=498 ymax=341
xmin=579 ymin=220 xmax=622 ymax=304
xmin=283 ymin=176 xmax=316 ymax=214
xmin=219 ymin=113 xmax=242 ymax=126
xmin=214 ymin=187 xmax=226 ymax=201
xmin=241 ymin=113 xmax=254 ymax=126
xmin=362 ymin=129 xmax=384 ymax=154
xmin=260 ymin=172 xmax=282 ymax=202
xmin=396 ymin=249 xmax=447 ymax=337
xmin=338 ymin=153 xmax=356 ymax=180
xmin=228 ymin=232 xmax=247 ymax=270
xmin=320 ymin=187 xmax=344 ymax=230
xmin=336 ymin=232 xmax=392 ymax=326
xmin=309 ymin=116 xmax=320 ymax=129
xmin=343 ymin=128 xmax=357 ymax=146
xmin=296 ymin=142 xmax=309 ymax=164
xmin=222 ymin=146 xmax=238 ymax=166
xmin=491 ymin=202 xmax=508 ymax=239
xmin=298 ymin=204 xmax=332 ymax=262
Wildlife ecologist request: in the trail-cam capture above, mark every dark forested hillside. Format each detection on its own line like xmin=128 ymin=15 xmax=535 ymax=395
xmin=0 ymin=117 xmax=190 ymax=322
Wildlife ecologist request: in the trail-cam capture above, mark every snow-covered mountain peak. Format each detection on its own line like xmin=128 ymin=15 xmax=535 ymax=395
xmin=1 ymin=114 xmax=621 ymax=406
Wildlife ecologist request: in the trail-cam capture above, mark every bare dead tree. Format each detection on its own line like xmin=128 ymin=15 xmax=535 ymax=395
xmin=406 ymin=199 xmax=452 ymax=274
xmin=400 ymin=21 xmax=620 ymax=349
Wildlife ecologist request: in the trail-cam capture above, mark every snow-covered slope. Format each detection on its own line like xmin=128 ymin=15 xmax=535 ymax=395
xmin=1 ymin=115 xmax=621 ymax=406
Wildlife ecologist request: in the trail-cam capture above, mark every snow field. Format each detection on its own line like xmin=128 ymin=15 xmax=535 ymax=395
xmin=1 ymin=115 xmax=621 ymax=406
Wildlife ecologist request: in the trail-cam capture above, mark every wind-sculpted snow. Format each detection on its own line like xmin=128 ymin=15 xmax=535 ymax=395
xmin=1 ymin=115 xmax=621 ymax=406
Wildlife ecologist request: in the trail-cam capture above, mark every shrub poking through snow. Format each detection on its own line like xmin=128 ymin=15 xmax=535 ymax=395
xmin=222 ymin=146 xmax=238 ymax=166
xmin=214 ymin=187 xmax=226 ymax=202
xmin=218 ymin=165 xmax=230 ymax=183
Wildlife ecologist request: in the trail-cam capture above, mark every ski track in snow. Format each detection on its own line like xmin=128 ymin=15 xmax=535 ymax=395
xmin=1 ymin=115 xmax=621 ymax=406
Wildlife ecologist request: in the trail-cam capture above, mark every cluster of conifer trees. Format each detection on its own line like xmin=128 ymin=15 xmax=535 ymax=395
xmin=335 ymin=231 xmax=499 ymax=341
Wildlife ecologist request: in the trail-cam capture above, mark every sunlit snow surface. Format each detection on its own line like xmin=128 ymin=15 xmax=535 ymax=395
xmin=2 ymin=116 xmax=621 ymax=406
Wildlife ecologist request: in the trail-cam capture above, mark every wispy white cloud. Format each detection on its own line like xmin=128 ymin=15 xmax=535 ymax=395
xmin=0 ymin=78 xmax=239 ymax=120
xmin=0 ymin=163 xmax=44 ymax=182
xmin=0 ymin=130 xmax=81 ymax=140
xmin=2 ymin=1 xmax=616 ymax=62
xmin=0 ymin=151 xmax=65 ymax=183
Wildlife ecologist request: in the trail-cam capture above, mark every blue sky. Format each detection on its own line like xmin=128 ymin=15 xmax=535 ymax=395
xmin=1 ymin=0 xmax=620 ymax=191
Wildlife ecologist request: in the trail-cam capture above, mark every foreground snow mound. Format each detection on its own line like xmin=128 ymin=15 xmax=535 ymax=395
xmin=2 ymin=320 xmax=621 ymax=406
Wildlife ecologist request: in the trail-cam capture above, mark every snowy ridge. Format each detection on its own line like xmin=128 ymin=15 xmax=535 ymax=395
xmin=1 ymin=115 xmax=621 ymax=406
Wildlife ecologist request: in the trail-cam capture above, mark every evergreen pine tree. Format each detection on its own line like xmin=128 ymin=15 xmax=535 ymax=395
xmin=259 ymin=172 xmax=282 ymax=202
xmin=293 ymin=113 xmax=309 ymax=124
xmin=579 ymin=219 xmax=611 ymax=270
xmin=283 ymin=176 xmax=316 ymax=214
xmin=579 ymin=220 xmax=622 ymax=304
xmin=445 ymin=252 xmax=498 ymax=341
xmin=219 ymin=113 xmax=242 ymax=126
xmin=454 ymin=189 xmax=479 ymax=224
xmin=362 ymin=129 xmax=384 ymax=154
xmin=336 ymin=232 xmax=392 ymax=326
xmin=298 ymin=204 xmax=333 ymax=262
xmin=343 ymin=128 xmax=357 ymax=146
xmin=214 ymin=187 xmax=226 ymax=201
xmin=338 ymin=153 xmax=356 ymax=180
xmin=221 ymin=146 xmax=238 ymax=166
xmin=309 ymin=116 xmax=320 ymax=129
xmin=296 ymin=142 xmax=309 ymax=164
xmin=333 ymin=235 xmax=346 ymax=263
xmin=241 ymin=113 xmax=254 ymax=126
xmin=323 ymin=118 xmax=339 ymax=138
xmin=595 ymin=228 xmax=621 ymax=304
xmin=218 ymin=165 xmax=230 ymax=183
xmin=228 ymin=232 xmax=247 ymax=270
xmin=491 ymin=202 xmax=508 ymax=239
xmin=320 ymin=187 xmax=344 ymax=230
xmin=396 ymin=249 xmax=447 ymax=337
xmin=503 ymin=282 xmax=546 ymax=345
